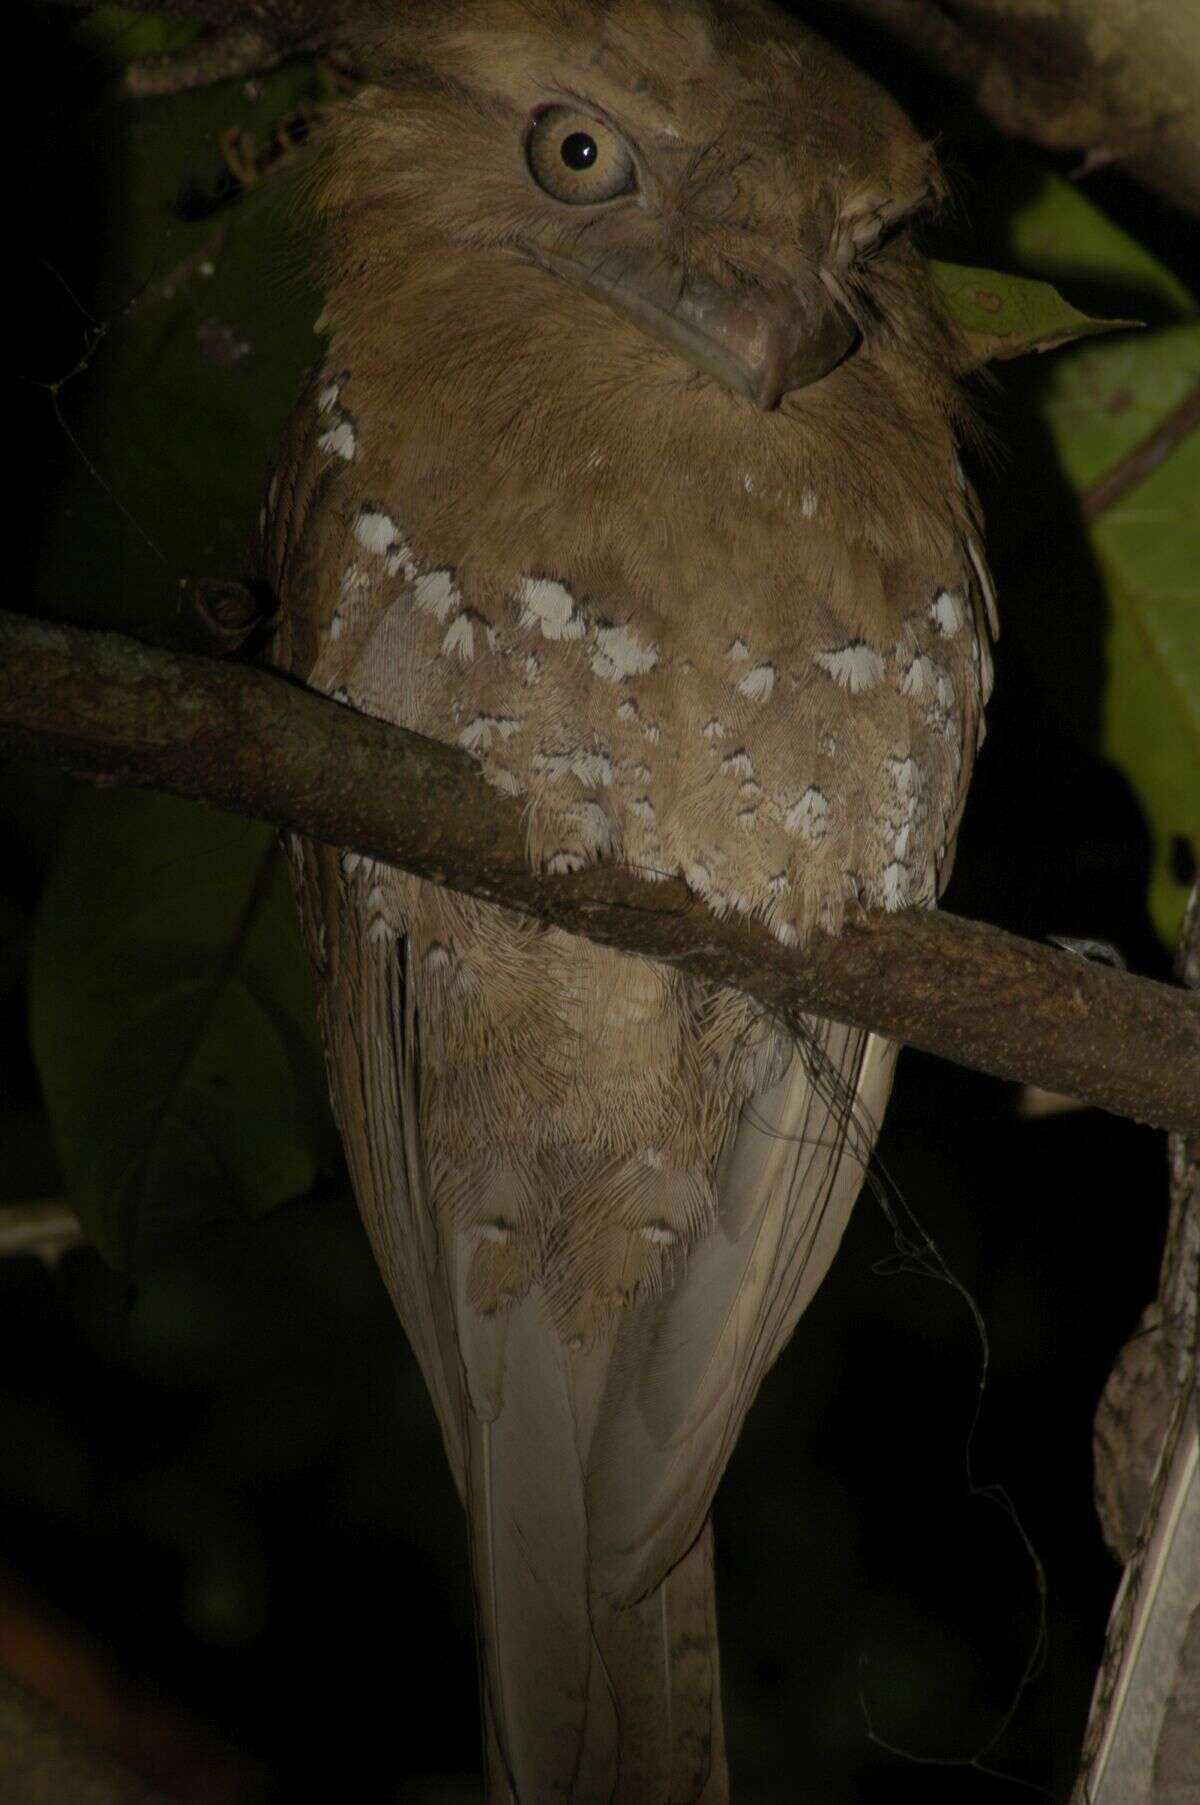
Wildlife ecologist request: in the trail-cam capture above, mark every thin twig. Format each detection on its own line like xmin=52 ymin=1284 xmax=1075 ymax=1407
xmin=123 ymin=27 xmax=282 ymax=96
xmin=1080 ymin=384 xmax=1200 ymax=523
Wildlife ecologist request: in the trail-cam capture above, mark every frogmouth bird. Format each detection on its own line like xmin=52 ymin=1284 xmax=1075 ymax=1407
xmin=262 ymin=0 xmax=995 ymax=1796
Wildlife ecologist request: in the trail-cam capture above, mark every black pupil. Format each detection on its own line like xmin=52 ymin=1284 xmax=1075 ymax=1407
xmin=561 ymin=131 xmax=598 ymax=171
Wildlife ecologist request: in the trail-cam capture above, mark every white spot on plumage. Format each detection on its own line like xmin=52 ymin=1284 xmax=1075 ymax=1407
xmin=353 ymin=508 xmax=397 ymax=559
xmin=524 ymin=653 xmax=542 ymax=684
xmin=367 ymin=914 xmax=394 ymax=944
xmin=886 ymin=755 xmax=923 ymax=798
xmin=640 ymin=1223 xmax=679 ymax=1246
xmin=727 ymin=639 xmax=750 ymax=662
xmin=720 ymin=751 xmax=754 ymax=778
xmin=617 ymin=698 xmax=638 ymax=721
xmin=799 ymin=488 xmax=819 ymax=519
xmin=328 ymin=612 xmax=344 ymax=640
xmin=882 ymin=758 xmax=925 ymax=862
xmin=629 ymin=796 xmax=656 ymax=822
xmin=737 ymin=808 xmax=758 ymax=829
xmin=737 ymin=663 xmax=776 ymax=702
xmin=414 ymin=568 xmax=460 ymax=623
xmin=519 ymin=576 xmax=585 ymax=640
xmin=423 ymin=943 xmax=451 ymax=975
xmin=318 ymin=417 xmax=357 ymax=461
xmin=479 ymin=1221 xmax=512 ymax=1244
xmin=901 ymin=654 xmax=938 ymax=698
xmin=317 ymin=382 xmax=340 ymax=414
xmin=814 ymin=641 xmax=884 ymax=693
xmin=352 ymin=512 xmax=416 ymax=579
xmin=591 ymin=622 xmax=659 ymax=680
xmin=641 ymin=721 xmax=661 ymax=743
xmin=441 ymin=612 xmax=476 ymax=661
xmin=881 ymin=862 xmax=911 ymax=909
xmin=785 ymin=787 xmax=830 ymax=841
xmin=446 ymin=610 xmax=496 ymax=661
xmin=573 ymin=801 xmax=616 ymax=853
xmin=531 ymin=749 xmax=613 ymax=788
xmin=542 ymin=801 xmax=617 ymax=872
xmin=930 ymin=587 xmax=966 ymax=636
xmin=702 ymin=718 xmax=727 ymax=740
xmin=459 ymin=714 xmax=520 ymax=753
xmin=340 ymin=850 xmax=378 ymax=881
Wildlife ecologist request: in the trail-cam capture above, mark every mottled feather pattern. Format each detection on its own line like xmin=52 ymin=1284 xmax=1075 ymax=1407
xmin=272 ymin=366 xmax=986 ymax=1332
xmin=263 ymin=1 xmax=995 ymax=1795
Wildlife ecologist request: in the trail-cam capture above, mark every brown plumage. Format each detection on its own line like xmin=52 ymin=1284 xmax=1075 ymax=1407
xmin=262 ymin=0 xmax=995 ymax=1795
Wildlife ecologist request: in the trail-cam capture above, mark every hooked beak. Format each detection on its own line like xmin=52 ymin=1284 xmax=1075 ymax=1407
xmin=526 ymin=244 xmax=859 ymax=408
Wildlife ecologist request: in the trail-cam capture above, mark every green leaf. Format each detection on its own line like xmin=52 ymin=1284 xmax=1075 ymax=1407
xmin=1004 ymin=170 xmax=1197 ymax=322
xmin=1038 ymin=321 xmax=1200 ymax=944
xmin=28 ymin=792 xmax=336 ymax=1266
xmin=930 ymin=261 xmax=1137 ymax=368
xmin=35 ymin=50 xmax=331 ymax=635
xmin=76 ymin=5 xmax=200 ymax=65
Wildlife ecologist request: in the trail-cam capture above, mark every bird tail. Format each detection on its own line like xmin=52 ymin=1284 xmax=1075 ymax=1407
xmin=464 ymin=1291 xmax=728 ymax=1804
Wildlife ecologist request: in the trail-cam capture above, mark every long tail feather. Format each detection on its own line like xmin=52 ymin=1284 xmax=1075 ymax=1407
xmin=468 ymin=1287 xmax=728 ymax=1803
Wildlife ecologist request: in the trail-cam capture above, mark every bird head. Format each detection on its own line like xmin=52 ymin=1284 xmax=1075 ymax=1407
xmin=319 ymin=0 xmax=948 ymax=416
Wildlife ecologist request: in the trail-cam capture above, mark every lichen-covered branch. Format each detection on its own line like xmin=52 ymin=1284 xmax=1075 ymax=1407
xmin=2 ymin=608 xmax=1198 ymax=1136
xmin=823 ymin=0 xmax=1200 ymax=218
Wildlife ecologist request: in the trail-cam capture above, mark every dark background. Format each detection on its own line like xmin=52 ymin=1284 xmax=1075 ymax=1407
xmin=5 ymin=2 xmax=1195 ymax=1798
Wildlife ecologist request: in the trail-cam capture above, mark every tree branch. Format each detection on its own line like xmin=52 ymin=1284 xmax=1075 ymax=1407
xmin=823 ymin=0 xmax=1200 ymax=219
xmin=37 ymin=0 xmax=1200 ymax=217
xmin=2 ymin=608 xmax=1197 ymax=1135
xmin=122 ymin=26 xmax=281 ymax=97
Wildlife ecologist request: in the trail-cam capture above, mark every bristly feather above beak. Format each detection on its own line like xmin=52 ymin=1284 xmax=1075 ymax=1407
xmin=525 ymin=242 xmax=860 ymax=408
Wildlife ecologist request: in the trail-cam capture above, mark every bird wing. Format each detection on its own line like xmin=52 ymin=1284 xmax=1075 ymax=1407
xmin=586 ymin=514 xmax=997 ymax=1607
xmin=261 ymin=391 xmax=475 ymax=1488
xmin=586 ymin=1018 xmax=897 ymax=1604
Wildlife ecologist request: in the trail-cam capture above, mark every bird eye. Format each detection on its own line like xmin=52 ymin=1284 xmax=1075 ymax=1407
xmin=526 ymin=106 xmax=636 ymax=205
